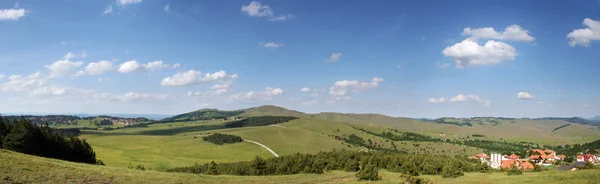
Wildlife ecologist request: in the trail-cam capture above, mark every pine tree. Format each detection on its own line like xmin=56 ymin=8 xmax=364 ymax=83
xmin=252 ymin=156 xmax=266 ymax=175
xmin=356 ymin=164 xmax=381 ymax=181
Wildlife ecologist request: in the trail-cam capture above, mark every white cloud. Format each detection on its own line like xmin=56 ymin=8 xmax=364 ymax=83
xmin=428 ymin=97 xmax=446 ymax=103
xmin=160 ymin=70 xmax=237 ymax=86
xmin=118 ymin=60 xmax=142 ymax=73
xmin=462 ymin=25 xmax=535 ymax=42
xmin=117 ymin=0 xmax=142 ymax=6
xmin=260 ymin=42 xmax=284 ymax=49
xmin=164 ymin=3 xmax=170 ymax=12
xmin=300 ymin=87 xmax=311 ymax=92
xmin=75 ymin=60 xmax=114 ymax=76
xmin=103 ymin=5 xmax=113 ymax=14
xmin=63 ymin=52 xmax=76 ymax=60
xmin=580 ymin=104 xmax=592 ymax=107
xmin=442 ymin=38 xmax=517 ymax=68
xmin=567 ymin=18 xmax=600 ymax=47
xmin=232 ymin=87 xmax=283 ymax=101
xmin=429 ymin=94 xmax=491 ymax=106
xmin=309 ymin=93 xmax=319 ymax=97
xmin=329 ymin=77 xmax=383 ymax=97
xmin=301 ymin=100 xmax=318 ymax=106
xmin=118 ymin=60 xmax=171 ymax=73
xmin=241 ymin=1 xmax=292 ymax=21
xmin=325 ymin=52 xmax=342 ymax=63
xmin=536 ymin=101 xmax=545 ymax=104
xmin=0 ymin=72 xmax=44 ymax=93
xmin=516 ymin=92 xmax=534 ymax=99
xmin=434 ymin=62 xmax=450 ymax=68
xmin=143 ymin=60 xmax=169 ymax=71
xmin=172 ymin=63 xmax=180 ymax=68
xmin=118 ymin=92 xmax=168 ymax=102
xmin=45 ymin=60 xmax=83 ymax=77
xmin=0 ymin=8 xmax=26 ymax=20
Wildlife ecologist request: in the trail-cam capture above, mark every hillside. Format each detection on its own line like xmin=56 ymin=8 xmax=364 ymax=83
xmin=160 ymin=109 xmax=244 ymax=122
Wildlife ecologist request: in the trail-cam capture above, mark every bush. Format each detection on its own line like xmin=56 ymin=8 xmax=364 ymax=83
xmin=507 ymin=165 xmax=522 ymax=175
xmin=402 ymin=174 xmax=432 ymax=184
xmin=533 ymin=164 xmax=547 ymax=172
xmin=578 ymin=161 xmax=597 ymax=170
xmin=441 ymin=161 xmax=464 ymax=178
xmin=356 ymin=164 xmax=381 ymax=181
xmin=96 ymin=159 xmax=105 ymax=166
xmin=202 ymin=133 xmax=243 ymax=145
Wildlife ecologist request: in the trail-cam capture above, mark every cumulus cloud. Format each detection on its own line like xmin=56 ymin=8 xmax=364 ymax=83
xmin=462 ymin=25 xmax=535 ymax=42
xmin=325 ymin=52 xmax=342 ymax=63
xmin=160 ymin=70 xmax=238 ymax=86
xmin=442 ymin=38 xmax=517 ymax=68
xmin=103 ymin=5 xmax=113 ymax=14
xmin=45 ymin=60 xmax=83 ymax=77
xmin=567 ymin=18 xmax=600 ymax=47
xmin=259 ymin=42 xmax=284 ymax=49
xmin=118 ymin=60 xmax=141 ymax=73
xmin=428 ymin=97 xmax=446 ymax=103
xmin=517 ymin=92 xmax=534 ymax=99
xmin=300 ymin=87 xmax=311 ymax=92
xmin=0 ymin=8 xmax=26 ymax=20
xmin=241 ymin=1 xmax=293 ymax=21
xmin=329 ymin=77 xmax=383 ymax=98
xmin=0 ymin=72 xmax=44 ymax=93
xmin=75 ymin=61 xmax=114 ymax=76
xmin=117 ymin=0 xmax=142 ymax=6
xmin=172 ymin=63 xmax=180 ymax=68
xmin=118 ymin=60 xmax=172 ymax=73
xmin=231 ymin=87 xmax=284 ymax=101
xmin=429 ymin=94 xmax=491 ymax=106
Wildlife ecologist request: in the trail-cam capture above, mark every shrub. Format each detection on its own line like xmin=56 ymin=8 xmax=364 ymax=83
xmin=507 ymin=165 xmax=522 ymax=175
xmin=533 ymin=164 xmax=547 ymax=172
xmin=96 ymin=159 xmax=105 ymax=166
xmin=202 ymin=133 xmax=243 ymax=145
xmin=356 ymin=164 xmax=381 ymax=181
xmin=402 ymin=174 xmax=432 ymax=184
xmin=441 ymin=161 xmax=464 ymax=178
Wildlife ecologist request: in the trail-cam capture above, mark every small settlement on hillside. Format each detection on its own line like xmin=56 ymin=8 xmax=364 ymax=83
xmin=470 ymin=149 xmax=599 ymax=171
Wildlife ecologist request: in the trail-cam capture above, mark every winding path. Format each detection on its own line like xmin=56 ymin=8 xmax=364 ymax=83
xmin=196 ymin=134 xmax=279 ymax=157
xmin=244 ymin=139 xmax=279 ymax=157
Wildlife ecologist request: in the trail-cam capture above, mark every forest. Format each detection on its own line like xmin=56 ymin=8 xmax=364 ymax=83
xmin=202 ymin=133 xmax=243 ymax=145
xmin=0 ymin=116 xmax=98 ymax=164
xmin=224 ymin=116 xmax=298 ymax=128
xmin=166 ymin=149 xmax=486 ymax=179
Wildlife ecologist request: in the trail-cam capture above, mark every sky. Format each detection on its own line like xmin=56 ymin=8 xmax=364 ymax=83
xmin=0 ymin=0 xmax=599 ymax=118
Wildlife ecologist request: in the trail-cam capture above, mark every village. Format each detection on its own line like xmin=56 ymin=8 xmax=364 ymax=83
xmin=470 ymin=149 xmax=600 ymax=171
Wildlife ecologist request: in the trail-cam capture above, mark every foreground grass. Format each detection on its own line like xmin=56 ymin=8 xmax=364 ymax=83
xmin=420 ymin=170 xmax=600 ymax=184
xmin=2 ymin=149 xmax=600 ymax=184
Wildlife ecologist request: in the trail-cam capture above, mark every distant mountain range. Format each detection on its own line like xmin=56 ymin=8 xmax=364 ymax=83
xmin=590 ymin=116 xmax=600 ymax=121
xmin=1 ymin=113 xmax=172 ymax=120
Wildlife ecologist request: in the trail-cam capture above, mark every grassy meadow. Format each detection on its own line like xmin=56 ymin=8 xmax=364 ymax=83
xmin=2 ymin=149 xmax=600 ymax=184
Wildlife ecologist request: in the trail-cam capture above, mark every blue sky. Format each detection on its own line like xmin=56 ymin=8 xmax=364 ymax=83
xmin=0 ymin=0 xmax=599 ymax=118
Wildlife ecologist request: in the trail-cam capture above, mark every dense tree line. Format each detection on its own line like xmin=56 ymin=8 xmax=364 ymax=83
xmin=552 ymin=124 xmax=571 ymax=132
xmin=202 ymin=133 xmax=243 ymax=145
xmin=471 ymin=134 xmax=486 ymax=137
xmin=160 ymin=109 xmax=244 ymax=122
xmin=556 ymin=139 xmax=600 ymax=160
xmin=167 ymin=149 xmax=487 ymax=178
xmin=534 ymin=117 xmax=599 ymax=126
xmin=50 ymin=128 xmax=81 ymax=137
xmin=331 ymin=134 xmax=405 ymax=153
xmin=0 ymin=117 xmax=97 ymax=164
xmin=224 ymin=116 xmax=298 ymax=128
xmin=355 ymin=127 xmax=541 ymax=157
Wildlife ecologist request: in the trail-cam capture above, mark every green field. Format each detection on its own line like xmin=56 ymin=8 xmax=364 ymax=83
xmin=2 ymin=149 xmax=599 ymax=184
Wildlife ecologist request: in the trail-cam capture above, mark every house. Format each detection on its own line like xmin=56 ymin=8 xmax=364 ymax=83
xmin=577 ymin=155 xmax=585 ymax=162
xmin=507 ymin=154 xmax=520 ymax=160
xmin=527 ymin=149 xmax=562 ymax=163
xmin=470 ymin=153 xmax=491 ymax=163
xmin=557 ymin=155 xmax=566 ymax=160
xmin=501 ymin=159 xmax=533 ymax=170
xmin=559 ymin=162 xmax=587 ymax=171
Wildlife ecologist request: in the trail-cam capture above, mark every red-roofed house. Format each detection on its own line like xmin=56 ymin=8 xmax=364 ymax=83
xmin=508 ymin=154 xmax=520 ymax=160
xmin=470 ymin=153 xmax=491 ymax=163
xmin=501 ymin=160 xmax=534 ymax=170
xmin=577 ymin=155 xmax=585 ymax=162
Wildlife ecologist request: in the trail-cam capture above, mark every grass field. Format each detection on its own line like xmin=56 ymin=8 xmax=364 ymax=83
xmin=2 ymin=149 xmax=600 ymax=184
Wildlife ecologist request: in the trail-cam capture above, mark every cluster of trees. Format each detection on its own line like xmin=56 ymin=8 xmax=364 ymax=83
xmin=167 ymin=149 xmax=488 ymax=178
xmin=555 ymin=139 xmax=600 ymax=160
xmin=355 ymin=127 xmax=541 ymax=157
xmin=202 ymin=133 xmax=243 ymax=145
xmin=50 ymin=128 xmax=81 ymax=137
xmin=0 ymin=117 xmax=97 ymax=164
xmin=471 ymin=134 xmax=486 ymax=137
xmin=552 ymin=124 xmax=571 ymax=132
xmin=331 ymin=134 xmax=405 ymax=153
xmin=159 ymin=109 xmax=244 ymax=122
xmin=224 ymin=116 xmax=298 ymax=128
xmin=92 ymin=119 xmax=113 ymax=126
xmin=534 ymin=117 xmax=598 ymax=126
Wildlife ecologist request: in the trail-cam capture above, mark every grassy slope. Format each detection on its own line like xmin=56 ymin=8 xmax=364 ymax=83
xmin=2 ymin=149 xmax=600 ymax=184
xmin=240 ymin=106 xmax=600 ymax=145
xmin=81 ymin=118 xmax=485 ymax=170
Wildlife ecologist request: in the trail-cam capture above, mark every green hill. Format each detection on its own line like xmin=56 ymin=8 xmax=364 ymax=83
xmin=160 ymin=109 xmax=244 ymax=122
